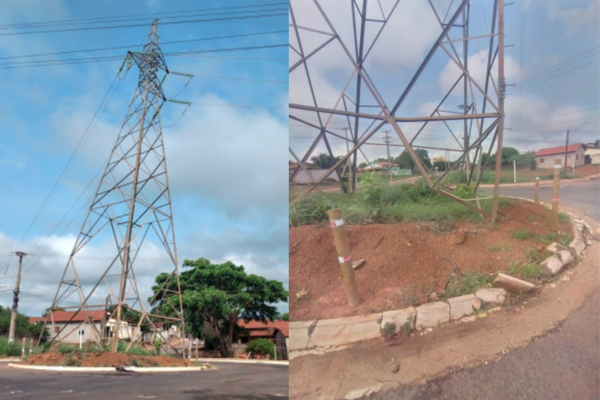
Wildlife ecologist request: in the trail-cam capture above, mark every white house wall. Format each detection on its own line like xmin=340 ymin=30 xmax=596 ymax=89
xmin=292 ymin=169 xmax=339 ymax=184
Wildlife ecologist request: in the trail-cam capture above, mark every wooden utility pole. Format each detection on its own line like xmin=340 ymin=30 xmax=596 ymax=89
xmin=563 ymin=130 xmax=570 ymax=175
xmin=491 ymin=0 xmax=505 ymax=224
xmin=534 ymin=177 xmax=539 ymax=204
xmin=552 ymin=159 xmax=561 ymax=231
xmin=383 ymin=131 xmax=393 ymax=180
xmin=327 ymin=209 xmax=359 ymax=307
xmin=8 ymin=251 xmax=27 ymax=344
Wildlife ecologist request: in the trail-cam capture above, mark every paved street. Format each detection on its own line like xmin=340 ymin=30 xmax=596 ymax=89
xmin=0 ymin=362 xmax=289 ymax=400
xmin=498 ymin=178 xmax=600 ymax=221
xmin=369 ymin=179 xmax=600 ymax=400
xmin=370 ymin=290 xmax=599 ymax=400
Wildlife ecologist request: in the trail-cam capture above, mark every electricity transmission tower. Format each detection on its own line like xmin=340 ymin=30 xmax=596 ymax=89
xmin=42 ymin=21 xmax=189 ymax=354
xmin=289 ymin=0 xmax=507 ymax=223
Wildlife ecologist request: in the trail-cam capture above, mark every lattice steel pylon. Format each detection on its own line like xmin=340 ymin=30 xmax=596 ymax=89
xmin=41 ymin=20 xmax=188 ymax=355
xmin=289 ymin=0 xmax=507 ymax=223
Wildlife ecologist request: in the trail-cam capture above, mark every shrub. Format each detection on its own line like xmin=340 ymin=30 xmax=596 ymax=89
xmin=442 ymin=273 xmax=494 ymax=299
xmin=380 ymin=322 xmax=396 ymax=340
xmin=0 ymin=337 xmax=22 ymax=357
xmin=246 ymin=338 xmax=274 ymax=357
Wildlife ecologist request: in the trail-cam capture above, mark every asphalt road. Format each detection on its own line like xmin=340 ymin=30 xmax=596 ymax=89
xmin=370 ymin=290 xmax=599 ymax=400
xmin=369 ymin=179 xmax=600 ymax=400
xmin=497 ymin=178 xmax=600 ymax=221
xmin=0 ymin=362 xmax=289 ymax=400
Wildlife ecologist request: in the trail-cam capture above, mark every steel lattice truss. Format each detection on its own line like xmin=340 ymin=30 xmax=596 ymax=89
xmin=42 ymin=21 xmax=188 ymax=353
xmin=289 ymin=0 xmax=506 ymax=221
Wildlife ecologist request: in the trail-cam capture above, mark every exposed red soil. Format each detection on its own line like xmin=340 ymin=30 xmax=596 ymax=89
xmin=290 ymin=200 xmax=571 ymax=321
xmin=573 ymin=164 xmax=600 ymax=177
xmin=22 ymin=352 xmax=189 ymax=367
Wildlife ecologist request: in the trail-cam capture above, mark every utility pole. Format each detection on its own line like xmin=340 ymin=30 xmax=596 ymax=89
xmin=563 ymin=130 xmax=570 ymax=175
xmin=491 ymin=0 xmax=505 ymax=225
xmin=383 ymin=131 xmax=393 ymax=180
xmin=342 ymin=127 xmax=353 ymax=186
xmin=8 ymin=251 xmax=27 ymax=344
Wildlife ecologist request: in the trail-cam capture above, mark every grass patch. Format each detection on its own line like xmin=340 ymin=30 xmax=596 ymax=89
xmin=525 ymin=215 xmax=535 ymax=223
xmin=520 ymin=263 xmax=542 ymax=280
xmin=511 ymin=229 xmax=532 ymax=240
xmin=0 ymin=337 xmax=23 ymax=357
xmin=442 ymin=273 xmax=494 ymax=299
xmin=380 ymin=322 xmax=396 ymax=340
xmin=487 ymin=242 xmax=515 ymax=252
xmin=539 ymin=172 xmax=582 ymax=180
xmin=558 ymin=212 xmax=570 ymax=224
xmin=290 ymin=179 xmax=510 ymax=227
xmin=537 ymin=232 xmax=573 ymax=247
xmin=397 ymin=287 xmax=418 ymax=307
xmin=525 ymin=248 xmax=553 ymax=264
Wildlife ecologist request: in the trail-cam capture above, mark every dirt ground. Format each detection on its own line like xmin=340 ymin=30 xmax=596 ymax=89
xmin=22 ymin=352 xmax=189 ymax=367
xmin=290 ymin=200 xmax=571 ymax=321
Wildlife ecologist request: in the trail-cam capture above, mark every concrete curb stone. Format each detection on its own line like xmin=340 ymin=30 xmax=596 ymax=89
xmin=7 ymin=363 xmax=210 ymax=373
xmin=415 ymin=302 xmax=450 ymax=329
xmin=475 ymin=288 xmax=506 ymax=304
xmin=380 ymin=307 xmax=416 ymax=333
xmin=307 ymin=313 xmax=382 ymax=349
xmin=289 ymin=320 xmax=316 ymax=351
xmin=540 ymin=254 xmax=564 ymax=276
xmin=447 ymin=294 xmax=481 ymax=320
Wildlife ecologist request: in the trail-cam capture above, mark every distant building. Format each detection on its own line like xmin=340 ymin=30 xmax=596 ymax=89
xmin=29 ymin=310 xmax=138 ymax=344
xmin=237 ymin=319 xmax=289 ymax=359
xmin=583 ymin=143 xmax=600 ymax=165
xmin=289 ymin=161 xmax=339 ymax=184
xmin=533 ymin=144 xmax=586 ymax=170
xmin=358 ymin=162 xmax=411 ymax=176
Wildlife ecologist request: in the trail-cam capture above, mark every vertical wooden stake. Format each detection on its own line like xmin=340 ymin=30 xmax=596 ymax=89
xmin=327 ymin=209 xmax=359 ymax=307
xmin=195 ymin=339 xmax=198 ymax=360
xmin=21 ymin=337 xmax=25 ymax=359
xmin=552 ymin=159 xmax=561 ymax=231
xmin=28 ymin=337 xmax=32 ymax=359
xmin=534 ymin=177 xmax=539 ymax=204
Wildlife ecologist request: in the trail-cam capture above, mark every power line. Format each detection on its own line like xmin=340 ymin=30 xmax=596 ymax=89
xmin=0 ymin=44 xmax=288 ymax=70
xmin=0 ymin=2 xmax=287 ymax=30
xmin=0 ymin=12 xmax=288 ymax=37
xmin=0 ymin=30 xmax=287 ymax=60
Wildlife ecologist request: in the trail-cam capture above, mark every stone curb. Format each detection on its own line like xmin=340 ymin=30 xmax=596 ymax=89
xmin=191 ymin=358 xmax=289 ymax=366
xmin=7 ymin=363 xmax=211 ymax=373
xmin=290 ymin=197 xmax=593 ymax=352
xmin=290 ymin=288 xmax=505 ymax=351
xmin=478 ymin=173 xmax=600 ymax=188
xmin=0 ymin=358 xmax=21 ymax=362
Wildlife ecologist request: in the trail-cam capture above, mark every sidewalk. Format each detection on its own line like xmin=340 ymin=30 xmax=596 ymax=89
xmin=479 ymin=173 xmax=600 ymax=188
xmin=192 ymin=358 xmax=288 ymax=366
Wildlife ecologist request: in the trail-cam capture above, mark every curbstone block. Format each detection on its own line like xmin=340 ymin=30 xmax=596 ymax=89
xmin=289 ymin=320 xmax=316 ymax=351
xmin=307 ymin=313 xmax=382 ymax=348
xmin=447 ymin=294 xmax=481 ymax=320
xmin=381 ymin=307 xmax=416 ymax=333
xmin=556 ymin=250 xmax=573 ymax=266
xmin=569 ymin=238 xmax=585 ymax=256
xmin=540 ymin=255 xmax=564 ymax=276
xmin=415 ymin=302 xmax=450 ymax=329
xmin=545 ymin=242 xmax=568 ymax=254
xmin=493 ymin=273 xmax=535 ymax=293
xmin=475 ymin=288 xmax=506 ymax=305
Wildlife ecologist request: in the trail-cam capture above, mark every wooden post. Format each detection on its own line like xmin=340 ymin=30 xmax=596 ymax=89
xmin=21 ymin=337 xmax=25 ymax=359
xmin=552 ymin=159 xmax=561 ymax=231
xmin=534 ymin=177 xmax=539 ymax=204
xmin=195 ymin=339 xmax=198 ymax=360
xmin=28 ymin=337 xmax=32 ymax=359
xmin=327 ymin=209 xmax=359 ymax=307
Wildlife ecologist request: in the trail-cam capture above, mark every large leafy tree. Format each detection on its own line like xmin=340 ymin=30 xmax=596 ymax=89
xmin=150 ymin=258 xmax=288 ymax=357
xmin=310 ymin=153 xmax=340 ymax=169
xmin=394 ymin=149 xmax=432 ymax=170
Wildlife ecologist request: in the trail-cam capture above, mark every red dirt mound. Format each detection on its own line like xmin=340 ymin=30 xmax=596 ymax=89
xmin=290 ymin=200 xmax=571 ymax=320
xmin=23 ymin=352 xmax=189 ymax=367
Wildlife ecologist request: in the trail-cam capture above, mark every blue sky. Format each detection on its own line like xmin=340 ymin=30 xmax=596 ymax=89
xmin=0 ymin=0 xmax=289 ymax=316
xmin=289 ymin=0 xmax=599 ymax=164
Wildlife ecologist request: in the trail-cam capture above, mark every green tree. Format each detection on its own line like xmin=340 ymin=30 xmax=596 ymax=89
xmin=501 ymin=147 xmax=519 ymax=165
xmin=394 ymin=149 xmax=431 ymax=170
xmin=149 ymin=258 xmax=288 ymax=358
xmin=358 ymin=162 xmax=367 ymax=169
xmin=595 ymin=139 xmax=599 ymax=147
xmin=281 ymin=313 xmax=289 ymax=321
xmin=433 ymin=160 xmax=446 ymax=171
xmin=310 ymin=153 xmax=340 ymax=169
xmin=246 ymin=338 xmax=274 ymax=357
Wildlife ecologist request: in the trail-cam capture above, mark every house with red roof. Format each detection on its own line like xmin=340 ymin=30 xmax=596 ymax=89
xmin=533 ymin=143 xmax=586 ymax=170
xmin=29 ymin=309 xmax=138 ymax=345
xmin=237 ymin=319 xmax=289 ymax=359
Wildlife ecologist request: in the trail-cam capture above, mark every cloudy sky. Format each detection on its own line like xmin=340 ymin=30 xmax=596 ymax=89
xmin=0 ymin=0 xmax=288 ymax=316
xmin=289 ymin=0 xmax=599 ymax=165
